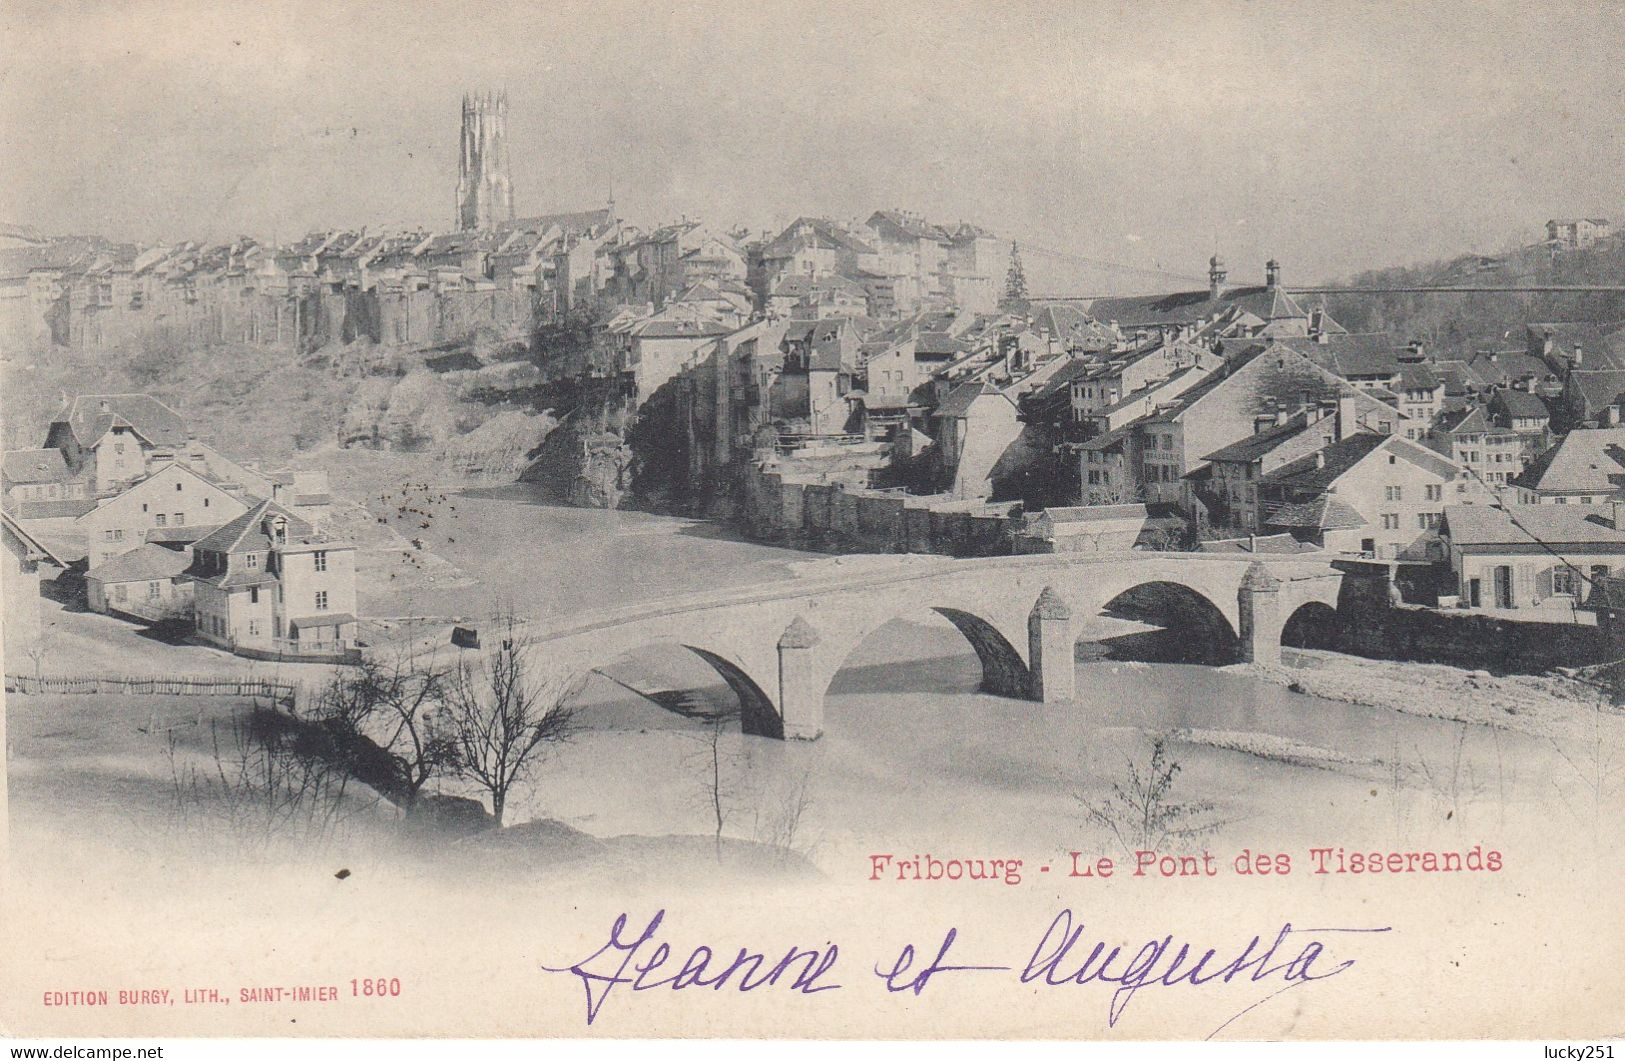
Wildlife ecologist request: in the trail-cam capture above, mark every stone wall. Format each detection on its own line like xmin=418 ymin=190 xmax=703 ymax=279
xmin=52 ymin=285 xmax=537 ymax=354
xmin=739 ymin=463 xmax=1022 ymax=557
xmin=1324 ymin=568 xmax=1612 ymax=672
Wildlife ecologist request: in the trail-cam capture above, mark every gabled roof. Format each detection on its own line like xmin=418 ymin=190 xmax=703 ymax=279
xmin=1565 ymin=370 xmax=1625 ymax=418
xmin=499 ymin=208 xmax=614 ymax=238
xmin=1279 ymin=333 xmax=1406 ymax=379
xmin=1467 ymin=351 xmax=1558 ymax=387
xmin=936 ymin=381 xmax=1006 ymax=418
xmin=1518 ymin=428 xmax=1625 ymax=494
xmin=763 ymin=217 xmax=876 ymax=257
xmin=1264 ymin=495 xmax=1368 ymax=531
xmin=50 ymin=394 xmax=187 ymax=450
xmin=1257 ymin=432 xmax=1390 ymax=492
xmin=1030 ymin=304 xmax=1117 ymax=351
xmin=1202 ymin=412 xmax=1317 ymax=464
xmin=1397 ymin=364 xmax=1442 ymax=391
xmin=1198 ymin=532 xmax=1322 ymax=554
xmin=1 ymin=510 xmax=65 ymax=566
xmin=190 ymin=499 xmax=313 ymax=555
xmin=1040 ymin=503 xmax=1147 ymax=523
xmin=1490 ymin=387 xmax=1550 ymax=420
xmin=1089 ymin=284 xmax=1311 ymax=330
xmin=2 ymin=448 xmax=70 ymax=485
xmin=635 ymin=318 xmax=732 ymax=340
xmin=915 ymin=331 xmax=970 ymax=358
xmin=866 ymin=210 xmax=951 ymax=243
xmin=1431 ymin=405 xmax=1494 ymax=436
xmin=782 ymin=318 xmax=856 ymax=371
xmin=85 ymin=543 xmax=190 ymax=584
xmin=1443 ymin=503 xmax=1625 ymax=547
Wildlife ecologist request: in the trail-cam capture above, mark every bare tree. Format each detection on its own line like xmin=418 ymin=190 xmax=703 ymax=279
xmin=691 ymin=714 xmax=738 ymax=860
xmin=1077 ymin=736 xmax=1223 ymax=856
xmin=311 ymin=647 xmax=458 ymax=808
xmin=164 ymin=713 xmax=375 ymax=857
xmin=23 ymin=636 xmax=50 ymax=681
xmin=444 ymin=624 xmax=581 ymax=826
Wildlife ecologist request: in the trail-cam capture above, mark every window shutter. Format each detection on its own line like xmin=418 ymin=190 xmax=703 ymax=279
xmin=1515 ymin=564 xmax=1534 ymax=606
xmin=1535 ymin=565 xmax=1553 ymax=602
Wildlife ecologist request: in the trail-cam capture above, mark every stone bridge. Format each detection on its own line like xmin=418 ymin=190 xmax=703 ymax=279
xmin=512 ymin=552 xmax=1344 ymax=740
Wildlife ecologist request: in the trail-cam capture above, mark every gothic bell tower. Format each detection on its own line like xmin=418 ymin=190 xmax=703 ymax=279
xmin=456 ymin=90 xmax=514 ymax=231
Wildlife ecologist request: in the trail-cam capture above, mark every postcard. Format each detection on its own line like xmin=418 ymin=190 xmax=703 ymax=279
xmin=2 ymin=0 xmax=1623 ymax=1045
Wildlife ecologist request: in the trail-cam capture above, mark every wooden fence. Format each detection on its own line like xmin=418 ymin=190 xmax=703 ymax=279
xmin=4 ymin=673 xmax=298 ymax=703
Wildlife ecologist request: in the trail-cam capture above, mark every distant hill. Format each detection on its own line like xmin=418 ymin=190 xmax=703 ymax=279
xmin=1320 ymin=236 xmax=1625 ymax=357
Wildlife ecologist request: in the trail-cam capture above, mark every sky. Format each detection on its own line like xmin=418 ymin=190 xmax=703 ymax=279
xmin=2 ymin=0 xmax=1623 ymax=294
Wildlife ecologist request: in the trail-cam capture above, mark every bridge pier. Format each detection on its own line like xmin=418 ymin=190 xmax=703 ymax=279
xmin=1028 ymin=586 xmax=1075 ymax=703
xmin=777 ymin=617 xmax=823 ymax=740
xmin=1238 ymin=562 xmax=1283 ymax=665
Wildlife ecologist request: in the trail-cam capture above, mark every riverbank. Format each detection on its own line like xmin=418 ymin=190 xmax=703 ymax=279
xmin=1232 ymin=649 xmax=1623 ymax=746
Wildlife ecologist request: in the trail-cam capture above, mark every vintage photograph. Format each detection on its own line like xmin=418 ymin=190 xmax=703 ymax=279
xmin=1 ymin=0 xmax=1622 ymax=1045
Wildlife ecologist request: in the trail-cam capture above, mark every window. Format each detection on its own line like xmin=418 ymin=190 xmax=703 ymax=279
xmin=249 ymin=586 xmax=259 ymax=604
xmin=1425 ymin=484 xmax=1442 ymax=501
xmin=154 ymin=513 xmax=167 ymax=526
xmin=1591 ymin=564 xmax=1610 ymax=583
xmin=1553 ymin=566 xmax=1580 ymax=596
xmin=1382 ymin=513 xmax=1399 ymax=530
xmin=113 ymin=529 xmax=124 ymax=541
xmin=147 ymin=581 xmax=160 ymax=600
xmin=1385 ymin=485 xmax=1402 ymax=501
xmin=113 ymin=584 xmax=127 ymax=601
xmin=103 ymin=530 xmax=115 ymax=542
xmin=246 ymin=552 xmax=258 ymax=568
xmin=115 ymin=443 xmax=125 ymax=455
xmin=141 ymin=503 xmax=148 ymax=513
xmin=248 ymin=620 xmax=260 ymax=637
xmin=315 ymin=590 xmax=329 ymax=611
xmin=174 ymin=512 xmax=184 ymax=525
xmin=203 ymin=497 xmax=210 ymax=508
xmin=313 ymin=550 xmax=328 ymax=573
xmin=1417 ymin=512 xmax=1440 ymax=529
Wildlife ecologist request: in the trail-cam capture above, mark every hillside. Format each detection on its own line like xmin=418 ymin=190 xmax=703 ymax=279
xmin=0 ymin=335 xmax=555 ymax=484
xmin=1321 ymin=237 xmax=1625 ymax=356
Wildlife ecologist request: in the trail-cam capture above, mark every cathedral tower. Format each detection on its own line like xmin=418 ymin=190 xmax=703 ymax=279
xmin=456 ymin=90 xmax=514 ymax=231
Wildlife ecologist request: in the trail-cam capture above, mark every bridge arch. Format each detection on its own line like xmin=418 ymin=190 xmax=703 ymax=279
xmin=573 ymin=638 xmax=783 ymax=739
xmin=1091 ymin=579 xmax=1241 ymax=664
xmin=1280 ymin=600 xmax=1341 ymax=651
xmin=811 ymin=601 xmax=1032 ymax=708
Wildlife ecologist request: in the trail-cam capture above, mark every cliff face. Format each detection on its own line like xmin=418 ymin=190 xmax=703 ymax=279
xmin=520 ymin=415 xmax=633 ymax=508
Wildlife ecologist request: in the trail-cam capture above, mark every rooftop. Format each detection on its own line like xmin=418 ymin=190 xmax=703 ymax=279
xmin=85 ymin=542 xmax=191 ymax=584
xmin=1443 ymin=503 xmax=1625 ymax=547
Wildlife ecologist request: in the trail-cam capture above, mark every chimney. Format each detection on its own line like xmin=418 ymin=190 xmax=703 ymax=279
xmin=1573 ymin=345 xmax=1583 ymax=367
xmin=1248 ymin=533 xmax=1258 ymax=552
xmin=1208 ymin=254 xmax=1227 ymax=300
xmin=1607 ymin=404 xmax=1622 ymax=428
xmin=1314 ymin=451 xmax=1326 ymax=470
xmin=1265 ymin=258 xmax=1281 ymax=290
xmin=1254 ymin=413 xmax=1275 ymax=435
xmin=1336 ymin=392 xmax=1358 ymax=440
xmin=1614 ymin=500 xmax=1625 ymax=530
xmin=1308 ymin=306 xmax=1326 ymax=341
xmin=1402 ymin=340 xmax=1425 ymax=363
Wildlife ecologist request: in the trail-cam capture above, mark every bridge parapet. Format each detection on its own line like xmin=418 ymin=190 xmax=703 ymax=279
xmin=493 ymin=551 xmax=1345 ymax=741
